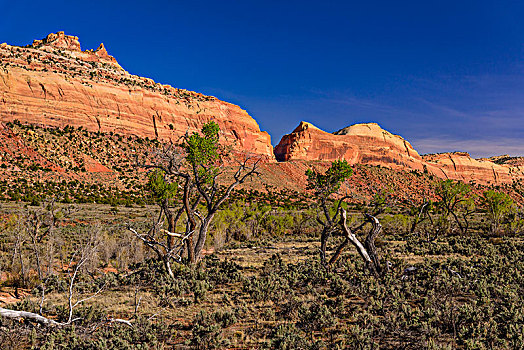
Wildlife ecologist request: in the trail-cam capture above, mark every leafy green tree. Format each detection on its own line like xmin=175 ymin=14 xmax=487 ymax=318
xmin=481 ymin=190 xmax=514 ymax=235
xmin=435 ymin=180 xmax=473 ymax=234
xmin=456 ymin=195 xmax=476 ymax=235
xmin=141 ymin=169 xmax=182 ymax=276
xmin=184 ymin=122 xmax=259 ymax=264
xmin=306 ymin=160 xmax=353 ymax=200
xmin=148 ymin=169 xmax=178 ymax=202
xmin=367 ymin=187 xmax=396 ymax=216
xmin=132 ymin=121 xmax=259 ymax=273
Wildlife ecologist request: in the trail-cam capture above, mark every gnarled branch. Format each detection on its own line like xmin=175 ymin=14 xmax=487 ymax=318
xmin=329 ymin=208 xmax=383 ymax=277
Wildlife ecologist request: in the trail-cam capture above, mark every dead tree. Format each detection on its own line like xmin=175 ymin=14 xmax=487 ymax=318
xmin=5 ymin=201 xmax=60 ymax=296
xmin=329 ymin=208 xmax=383 ymax=276
xmin=16 ymin=200 xmax=64 ymax=314
xmin=129 ymin=215 xmax=191 ymax=279
xmin=0 ymin=223 xmax=104 ymax=327
xmin=0 ymin=307 xmax=61 ymax=326
xmin=63 ymin=226 xmax=105 ymax=324
xmin=363 ymin=213 xmax=383 ymax=276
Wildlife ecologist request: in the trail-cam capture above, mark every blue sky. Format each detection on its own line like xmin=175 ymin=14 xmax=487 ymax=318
xmin=1 ymin=0 xmax=523 ymax=157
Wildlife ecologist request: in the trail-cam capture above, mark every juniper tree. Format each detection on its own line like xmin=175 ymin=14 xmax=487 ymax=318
xmin=306 ymin=160 xmax=352 ymax=266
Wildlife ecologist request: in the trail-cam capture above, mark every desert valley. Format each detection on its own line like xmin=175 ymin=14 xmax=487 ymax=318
xmin=0 ymin=31 xmax=522 ymax=349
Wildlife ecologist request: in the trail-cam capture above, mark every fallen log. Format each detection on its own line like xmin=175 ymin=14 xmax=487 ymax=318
xmin=0 ymin=307 xmax=60 ymax=326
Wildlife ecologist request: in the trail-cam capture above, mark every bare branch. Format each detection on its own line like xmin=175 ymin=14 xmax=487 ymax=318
xmin=161 ymin=229 xmax=186 ymax=238
xmin=71 ymin=283 xmax=105 ymax=311
xmin=332 ymin=208 xmax=372 ymax=266
xmin=108 ymin=318 xmax=133 ymax=327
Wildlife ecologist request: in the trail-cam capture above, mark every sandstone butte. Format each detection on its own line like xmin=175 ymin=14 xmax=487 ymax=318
xmin=0 ymin=32 xmax=274 ymax=160
xmin=0 ymin=32 xmax=522 ymax=186
xmin=274 ymin=121 xmax=524 ymax=185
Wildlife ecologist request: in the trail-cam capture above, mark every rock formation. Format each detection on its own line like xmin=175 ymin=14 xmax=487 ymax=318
xmin=275 ymin=121 xmax=524 ymax=185
xmin=422 ymin=152 xmax=523 ymax=185
xmin=32 ymin=31 xmax=82 ymax=52
xmin=1 ymin=32 xmax=522 ymax=185
xmin=0 ymin=32 xmax=274 ymax=160
xmin=275 ymin=122 xmax=422 ymax=167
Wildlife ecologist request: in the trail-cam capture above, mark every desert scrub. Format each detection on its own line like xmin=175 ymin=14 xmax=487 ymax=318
xmin=191 ymin=309 xmax=237 ymax=349
xmin=39 ymin=316 xmax=172 ymax=350
xmin=266 ymin=323 xmax=317 ymax=350
xmin=242 ymin=254 xmax=332 ymax=303
xmin=204 ymin=257 xmax=245 ymax=285
xmin=126 ymin=258 xmax=211 ymax=306
xmin=0 ymin=198 xmax=523 ymax=348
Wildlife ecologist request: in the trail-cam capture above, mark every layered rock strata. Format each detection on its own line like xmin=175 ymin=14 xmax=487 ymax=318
xmin=0 ymin=32 xmax=274 ymax=159
xmin=1 ymin=32 xmax=522 ymax=185
xmin=275 ymin=121 xmax=524 ymax=185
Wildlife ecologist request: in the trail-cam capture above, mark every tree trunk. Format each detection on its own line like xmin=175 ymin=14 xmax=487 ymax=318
xmin=193 ymin=215 xmax=214 ymax=263
xmin=451 ymin=211 xmax=464 ymax=234
xmin=0 ymin=307 xmax=60 ymax=326
xmin=320 ymin=226 xmax=333 ymax=266
xmin=363 ymin=214 xmax=382 ymax=276
xmin=410 ymin=202 xmax=428 ymax=234
xmin=164 ymin=257 xmax=175 ymax=280
xmin=186 ymin=235 xmax=194 ymax=264
xmin=338 ymin=209 xmax=373 ymax=266
xmin=337 ymin=209 xmax=383 ymax=277
xmin=166 ymin=211 xmax=175 ymax=250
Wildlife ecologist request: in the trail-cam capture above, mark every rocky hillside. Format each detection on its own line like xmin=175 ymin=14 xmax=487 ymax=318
xmin=0 ymin=32 xmax=274 ymax=159
xmin=274 ymin=121 xmax=524 ymax=185
xmin=0 ymin=121 xmax=466 ymax=206
xmin=1 ymin=31 xmax=522 ymax=189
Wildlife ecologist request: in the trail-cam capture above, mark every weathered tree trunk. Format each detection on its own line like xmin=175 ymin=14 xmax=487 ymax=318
xmin=166 ymin=209 xmax=176 ymax=250
xmin=451 ymin=211 xmax=465 ymax=234
xmin=320 ymin=226 xmax=334 ymax=266
xmin=163 ymin=256 xmax=175 ymax=280
xmin=462 ymin=213 xmax=470 ymax=235
xmin=410 ymin=202 xmax=429 ymax=234
xmin=338 ymin=209 xmax=373 ymax=266
xmin=363 ymin=214 xmax=382 ymax=276
xmin=186 ymin=234 xmax=194 ymax=264
xmin=193 ymin=215 xmax=214 ymax=263
xmin=0 ymin=307 xmax=60 ymax=326
xmin=335 ymin=208 xmax=383 ymax=277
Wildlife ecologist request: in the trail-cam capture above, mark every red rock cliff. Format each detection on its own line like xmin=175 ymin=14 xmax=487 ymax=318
xmin=275 ymin=121 xmax=524 ymax=185
xmin=0 ymin=32 xmax=274 ymax=160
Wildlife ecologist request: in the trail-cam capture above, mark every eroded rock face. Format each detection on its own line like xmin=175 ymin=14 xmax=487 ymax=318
xmin=93 ymin=43 xmax=117 ymax=63
xmin=1 ymin=32 xmax=521 ymax=184
xmin=275 ymin=122 xmax=422 ymax=168
xmin=0 ymin=32 xmax=274 ymax=160
xmin=275 ymin=121 xmax=524 ymax=185
xmin=32 ymin=31 xmax=82 ymax=51
xmin=422 ymin=153 xmax=523 ymax=185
